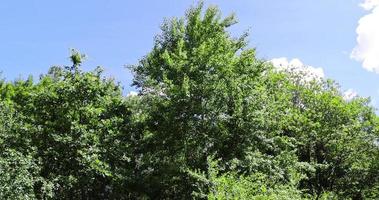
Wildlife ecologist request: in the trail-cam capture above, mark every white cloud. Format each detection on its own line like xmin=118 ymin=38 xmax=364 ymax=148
xmin=351 ymin=0 xmax=379 ymax=72
xmin=270 ymin=57 xmax=325 ymax=81
xmin=360 ymin=0 xmax=379 ymax=10
xmin=343 ymin=89 xmax=358 ymax=101
xmin=127 ymin=91 xmax=138 ymax=97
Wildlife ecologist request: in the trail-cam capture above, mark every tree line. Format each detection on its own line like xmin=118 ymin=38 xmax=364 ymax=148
xmin=0 ymin=2 xmax=378 ymax=199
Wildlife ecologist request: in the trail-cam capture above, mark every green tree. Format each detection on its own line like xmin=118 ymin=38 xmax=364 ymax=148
xmin=131 ymin=2 xmax=379 ymax=198
xmin=283 ymin=76 xmax=379 ymax=199
xmin=0 ymin=52 xmax=139 ymax=199
xmin=131 ymin=2 xmax=304 ymax=198
xmin=0 ymin=103 xmax=41 ymax=199
xmin=0 ymin=2 xmax=378 ymax=199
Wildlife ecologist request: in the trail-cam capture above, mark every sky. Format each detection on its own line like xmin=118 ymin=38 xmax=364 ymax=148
xmin=1 ymin=0 xmax=379 ymax=108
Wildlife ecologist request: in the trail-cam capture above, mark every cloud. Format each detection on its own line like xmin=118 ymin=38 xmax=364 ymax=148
xmin=127 ymin=91 xmax=138 ymax=97
xmin=270 ymin=57 xmax=325 ymax=81
xmin=343 ymin=89 xmax=358 ymax=101
xmin=351 ymin=0 xmax=379 ymax=72
xmin=360 ymin=0 xmax=379 ymax=10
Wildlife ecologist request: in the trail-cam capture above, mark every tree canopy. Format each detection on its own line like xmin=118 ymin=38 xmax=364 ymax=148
xmin=0 ymin=2 xmax=378 ymax=199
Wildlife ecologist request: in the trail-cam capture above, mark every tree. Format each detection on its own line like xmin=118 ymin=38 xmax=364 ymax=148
xmin=0 ymin=103 xmax=41 ymax=199
xmin=0 ymin=2 xmax=378 ymax=199
xmin=131 ymin=2 xmax=306 ymax=198
xmin=0 ymin=52 xmax=140 ymax=199
xmin=131 ymin=2 xmax=379 ymax=199
xmin=283 ymin=77 xmax=379 ymax=199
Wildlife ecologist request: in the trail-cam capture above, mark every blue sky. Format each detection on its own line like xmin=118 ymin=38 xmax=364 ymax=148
xmin=1 ymin=0 xmax=379 ymax=108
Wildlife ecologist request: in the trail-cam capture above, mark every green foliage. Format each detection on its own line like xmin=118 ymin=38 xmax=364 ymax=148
xmin=0 ymin=2 xmax=378 ymax=199
xmin=1 ymin=59 xmax=139 ymax=198
xmin=0 ymin=149 xmax=39 ymax=200
xmin=189 ymin=157 xmax=305 ymax=200
xmin=0 ymin=104 xmax=40 ymax=199
xmin=69 ymin=49 xmax=87 ymax=69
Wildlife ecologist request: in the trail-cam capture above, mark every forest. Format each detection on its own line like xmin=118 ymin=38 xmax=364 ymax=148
xmin=0 ymin=2 xmax=378 ymax=200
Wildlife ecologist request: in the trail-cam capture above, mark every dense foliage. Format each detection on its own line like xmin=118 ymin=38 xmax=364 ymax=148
xmin=0 ymin=2 xmax=378 ymax=199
